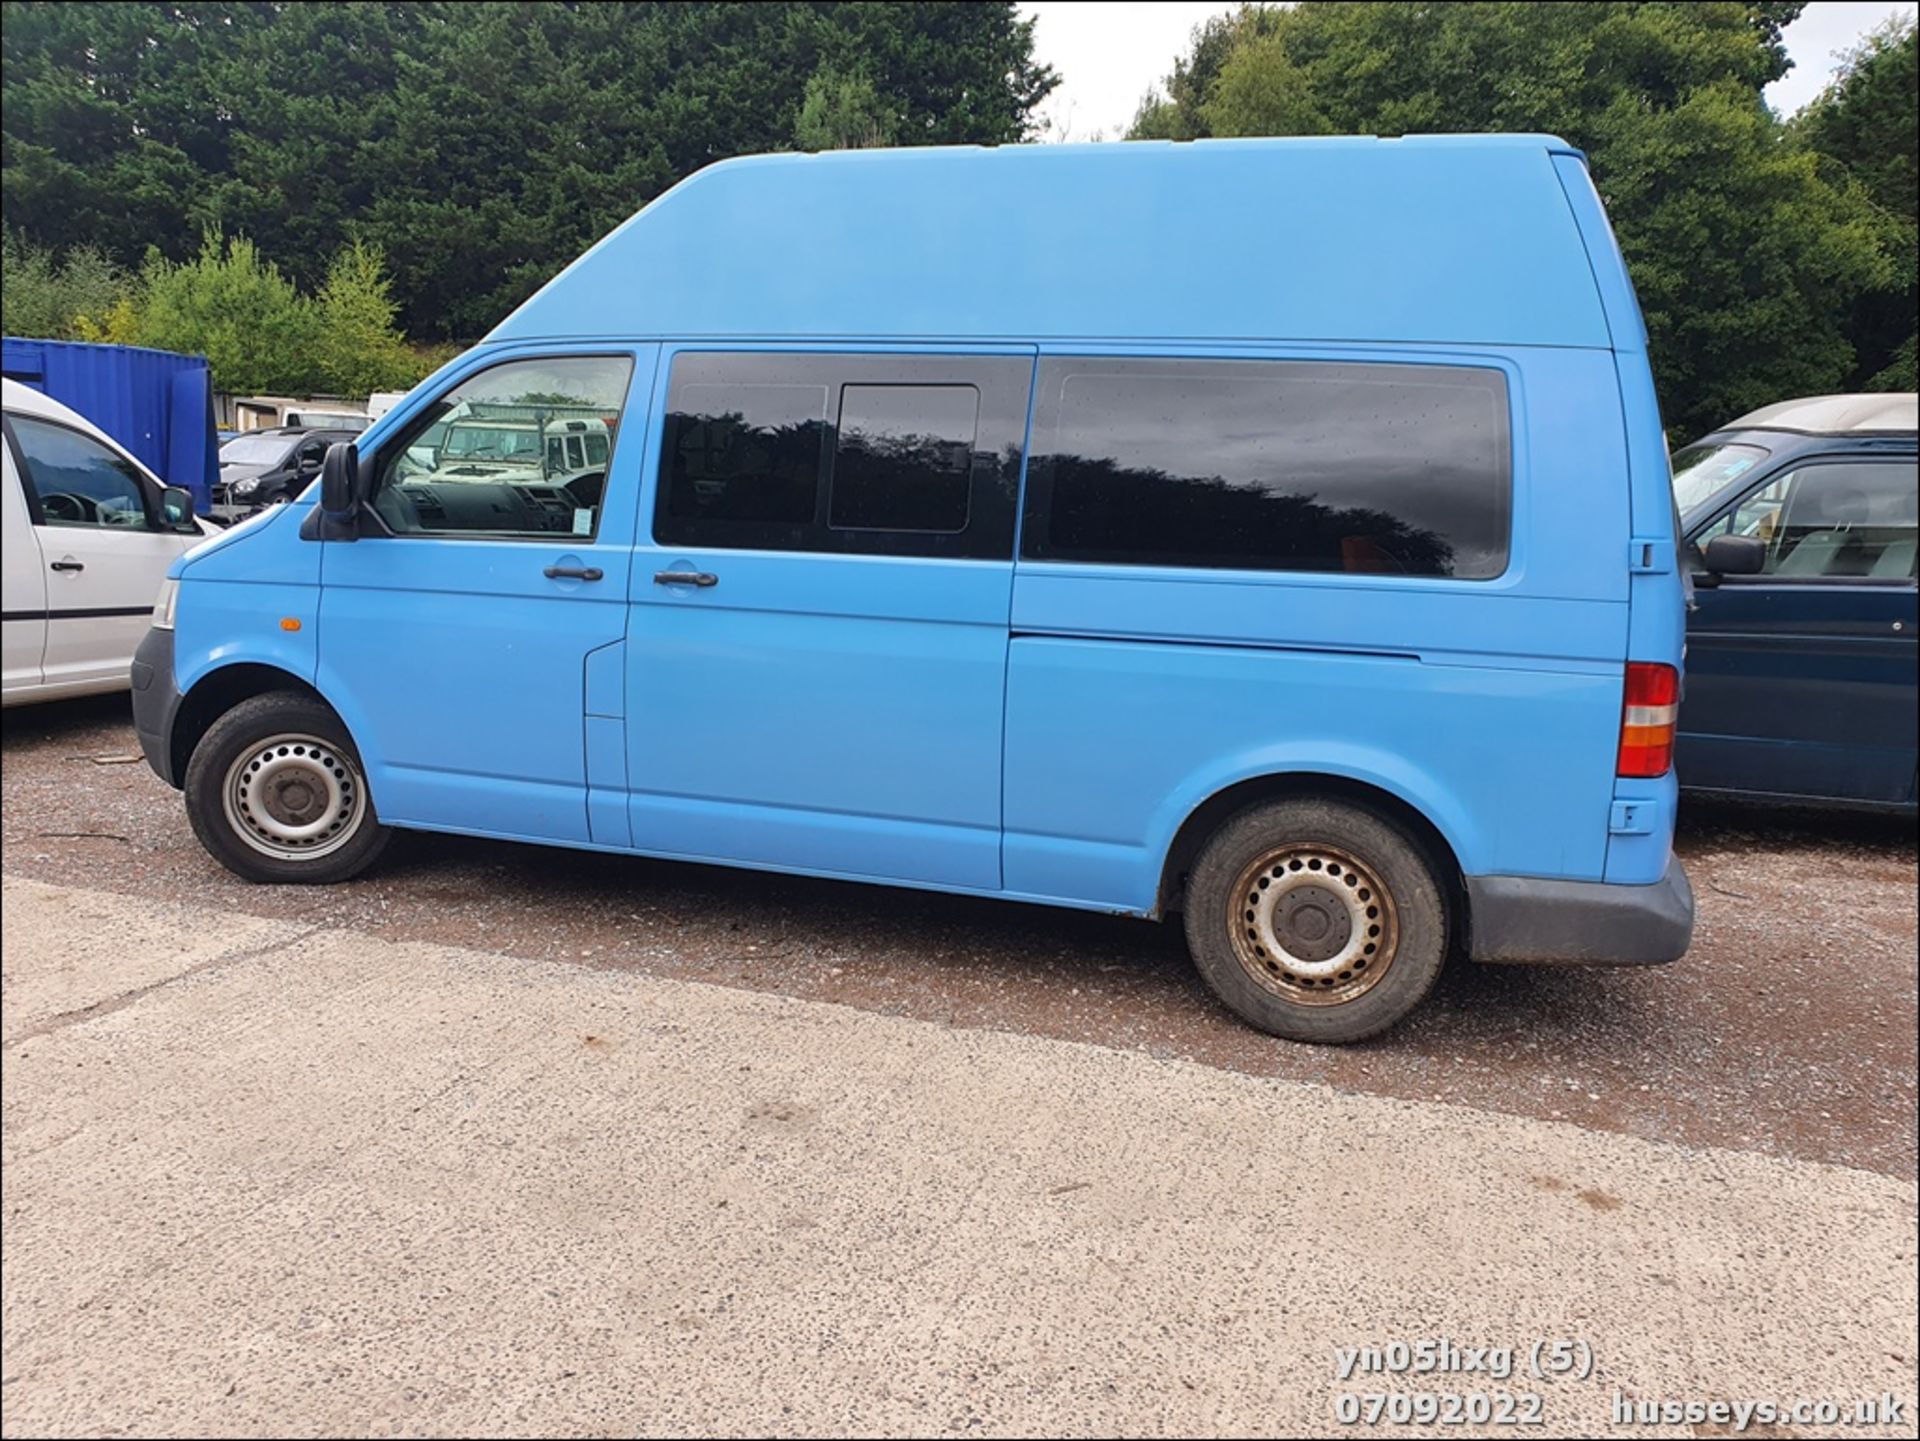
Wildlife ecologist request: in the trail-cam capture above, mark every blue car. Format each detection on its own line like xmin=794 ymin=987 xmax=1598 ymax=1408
xmin=1675 ymin=394 xmax=1918 ymax=812
xmin=130 ymin=137 xmax=1692 ymax=1043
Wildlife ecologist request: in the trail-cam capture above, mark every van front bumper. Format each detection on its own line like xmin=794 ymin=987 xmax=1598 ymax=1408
xmin=130 ymin=626 xmax=186 ymax=789
xmin=1466 ymin=858 xmax=1693 ymax=966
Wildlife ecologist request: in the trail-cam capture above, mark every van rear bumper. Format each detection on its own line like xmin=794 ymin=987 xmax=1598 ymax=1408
xmin=1466 ymin=858 xmax=1692 ymax=966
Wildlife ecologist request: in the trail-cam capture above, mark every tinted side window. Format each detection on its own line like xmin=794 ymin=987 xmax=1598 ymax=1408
xmin=9 ymin=415 xmax=155 ymax=531
xmin=1022 ymin=358 xmax=1511 ymax=580
xmin=667 ymin=370 xmax=826 ymax=536
xmin=830 ymin=385 xmax=978 ymax=533
xmin=655 ymin=352 xmax=1028 ymax=559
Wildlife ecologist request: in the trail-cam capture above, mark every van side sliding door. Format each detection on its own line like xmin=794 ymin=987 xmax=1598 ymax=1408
xmin=624 ymin=347 xmax=1034 ymax=889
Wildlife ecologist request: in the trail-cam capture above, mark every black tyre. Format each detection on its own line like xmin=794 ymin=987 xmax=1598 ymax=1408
xmin=1183 ymin=797 xmax=1448 ymax=1044
xmin=183 ymin=691 xmax=390 ymax=884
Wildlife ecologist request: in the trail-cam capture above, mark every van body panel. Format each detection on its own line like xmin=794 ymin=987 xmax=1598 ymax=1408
xmin=1551 ymin=153 xmax=1686 ymax=882
xmin=623 ymin=554 xmax=1013 ymax=889
xmin=173 ymin=580 xmax=320 ymax=697
xmin=1003 ymin=636 xmax=1620 ymax=911
xmin=492 ymin=139 xmax=1611 ymax=351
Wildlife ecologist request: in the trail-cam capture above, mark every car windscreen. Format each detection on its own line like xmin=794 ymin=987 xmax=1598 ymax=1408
xmin=220 ymin=434 xmax=295 ymax=466
xmin=1670 ymin=441 xmax=1770 ymax=519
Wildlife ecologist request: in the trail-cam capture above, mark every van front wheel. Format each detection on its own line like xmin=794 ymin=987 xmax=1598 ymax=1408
xmin=1184 ymin=798 xmax=1447 ymax=1044
xmin=184 ymin=692 xmax=390 ymax=884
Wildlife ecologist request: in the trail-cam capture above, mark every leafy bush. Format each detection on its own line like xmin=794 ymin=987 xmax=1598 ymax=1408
xmin=1 ymin=230 xmax=133 ymax=340
xmin=132 ymin=232 xmax=324 ymax=394
xmin=1 ymin=225 xmax=430 ymax=398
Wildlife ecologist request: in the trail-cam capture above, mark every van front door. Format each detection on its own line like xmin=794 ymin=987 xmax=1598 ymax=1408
xmin=624 ymin=348 xmax=1033 ymax=889
xmin=316 ymin=350 xmax=654 ymax=842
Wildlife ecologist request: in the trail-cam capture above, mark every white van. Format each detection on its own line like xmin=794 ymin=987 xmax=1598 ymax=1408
xmin=2 ymin=378 xmax=214 ymax=706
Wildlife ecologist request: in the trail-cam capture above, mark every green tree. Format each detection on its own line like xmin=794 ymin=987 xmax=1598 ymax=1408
xmin=795 ymin=66 xmax=899 ymax=151
xmin=2 ymin=2 xmax=1058 ymax=340
xmin=133 ymin=231 xmax=324 ymax=394
xmin=1130 ymin=2 xmax=1897 ymax=437
xmin=0 ymin=230 xmax=133 ymax=340
xmin=313 ymin=240 xmax=424 ymax=398
xmin=1798 ymin=16 xmax=1917 ymax=391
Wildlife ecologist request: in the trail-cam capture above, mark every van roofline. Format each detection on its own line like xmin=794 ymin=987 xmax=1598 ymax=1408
xmin=488 ymin=135 xmax=1613 ymax=353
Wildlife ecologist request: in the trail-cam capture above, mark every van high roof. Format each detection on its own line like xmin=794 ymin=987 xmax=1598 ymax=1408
xmin=489 ymin=135 xmax=1620 ymax=352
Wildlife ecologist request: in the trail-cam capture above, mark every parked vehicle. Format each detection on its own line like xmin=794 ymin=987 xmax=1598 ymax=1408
xmin=130 ymin=138 xmax=1693 ymax=1042
xmin=1674 ymin=393 xmax=1918 ymax=811
xmin=3 ymin=378 xmax=212 ymax=706
xmin=230 ymin=395 xmax=371 ymax=434
xmin=212 ymin=426 xmax=362 ymax=520
xmin=403 ymin=413 xmax=610 ymax=477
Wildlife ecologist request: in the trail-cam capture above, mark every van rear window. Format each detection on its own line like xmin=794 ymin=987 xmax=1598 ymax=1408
xmin=1022 ymin=358 xmax=1511 ymax=579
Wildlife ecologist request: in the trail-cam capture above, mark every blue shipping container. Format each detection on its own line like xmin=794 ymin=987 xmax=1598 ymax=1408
xmin=1 ymin=338 xmax=219 ymax=512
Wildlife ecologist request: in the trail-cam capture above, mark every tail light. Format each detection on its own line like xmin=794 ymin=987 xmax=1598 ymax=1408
xmin=1617 ymin=662 xmax=1679 ymax=778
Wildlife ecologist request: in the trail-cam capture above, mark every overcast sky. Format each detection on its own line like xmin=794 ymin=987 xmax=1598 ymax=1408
xmin=1022 ymin=1 xmax=1918 ymax=142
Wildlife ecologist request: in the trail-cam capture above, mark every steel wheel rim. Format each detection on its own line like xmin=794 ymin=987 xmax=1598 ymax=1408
xmin=222 ymin=732 xmax=366 ymax=862
xmin=1227 ymin=842 xmax=1398 ymax=1006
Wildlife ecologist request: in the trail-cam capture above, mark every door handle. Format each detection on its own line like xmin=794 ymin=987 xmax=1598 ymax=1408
xmin=543 ymin=565 xmax=603 ymax=581
xmin=654 ymin=570 xmax=718 ymax=588
xmin=50 ymin=560 xmax=84 ymax=573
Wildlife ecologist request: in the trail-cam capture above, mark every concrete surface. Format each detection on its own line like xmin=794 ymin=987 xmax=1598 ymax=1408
xmin=4 ymin=876 xmax=1915 ymax=1438
xmin=7 ymin=694 xmax=1915 ymax=1180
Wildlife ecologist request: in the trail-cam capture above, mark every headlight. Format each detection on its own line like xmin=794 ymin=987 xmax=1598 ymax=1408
xmin=232 ymin=476 xmax=260 ymax=496
xmin=153 ymin=577 xmax=180 ymax=630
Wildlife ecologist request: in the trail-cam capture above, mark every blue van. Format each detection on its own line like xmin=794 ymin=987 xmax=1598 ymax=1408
xmin=131 ymin=138 xmax=1692 ymax=1043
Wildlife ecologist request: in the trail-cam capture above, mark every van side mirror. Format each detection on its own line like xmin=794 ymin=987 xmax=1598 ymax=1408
xmin=319 ymin=442 xmax=360 ymax=515
xmin=1701 ymin=533 xmax=1765 ymax=577
xmin=160 ymin=485 xmax=200 ymax=534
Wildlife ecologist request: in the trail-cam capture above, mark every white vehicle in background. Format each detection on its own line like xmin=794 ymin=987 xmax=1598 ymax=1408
xmin=2 ymin=378 xmax=215 ymax=706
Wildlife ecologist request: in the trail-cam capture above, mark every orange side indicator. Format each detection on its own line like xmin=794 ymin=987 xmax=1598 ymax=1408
xmin=280 ymin=617 xmax=302 ymax=632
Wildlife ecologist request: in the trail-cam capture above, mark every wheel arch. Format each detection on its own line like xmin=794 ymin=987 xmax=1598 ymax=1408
xmin=1154 ymin=771 xmax=1469 ymax=942
xmin=171 ymin=662 xmax=331 ymax=785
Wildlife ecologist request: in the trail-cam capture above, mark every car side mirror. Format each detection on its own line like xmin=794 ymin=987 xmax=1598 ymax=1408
xmin=160 ymin=485 xmax=200 ymax=534
xmin=298 ymin=453 xmax=323 ymax=475
xmin=319 ymin=442 xmax=360 ymax=514
xmin=1702 ymin=533 xmax=1766 ymax=577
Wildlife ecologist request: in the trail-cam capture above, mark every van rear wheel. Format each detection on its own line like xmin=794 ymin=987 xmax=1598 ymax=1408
xmin=1184 ymin=798 xmax=1447 ymax=1044
xmin=184 ymin=692 xmax=390 ymax=884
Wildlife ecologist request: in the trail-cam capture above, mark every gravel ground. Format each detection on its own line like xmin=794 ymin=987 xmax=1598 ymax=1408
xmin=4 ymin=691 xmax=1915 ymax=1177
